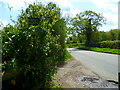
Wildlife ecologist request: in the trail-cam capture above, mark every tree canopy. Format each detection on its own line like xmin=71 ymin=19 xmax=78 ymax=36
xmin=70 ymin=10 xmax=106 ymax=46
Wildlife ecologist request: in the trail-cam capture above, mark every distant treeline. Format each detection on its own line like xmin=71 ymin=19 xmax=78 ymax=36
xmin=66 ymin=29 xmax=120 ymax=49
xmin=67 ymin=29 xmax=120 ymax=44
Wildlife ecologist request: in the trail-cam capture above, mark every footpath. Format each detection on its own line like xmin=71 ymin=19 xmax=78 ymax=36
xmin=53 ymin=58 xmax=118 ymax=88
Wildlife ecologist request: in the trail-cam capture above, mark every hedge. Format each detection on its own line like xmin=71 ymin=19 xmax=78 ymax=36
xmin=2 ymin=3 xmax=66 ymax=89
xmin=94 ymin=40 xmax=120 ymax=49
xmin=66 ymin=43 xmax=84 ymax=48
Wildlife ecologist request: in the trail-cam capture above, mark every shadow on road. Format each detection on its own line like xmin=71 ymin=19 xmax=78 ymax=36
xmin=57 ymin=62 xmax=67 ymax=68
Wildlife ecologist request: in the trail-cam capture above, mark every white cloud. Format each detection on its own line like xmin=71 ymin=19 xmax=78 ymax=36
xmin=52 ymin=0 xmax=72 ymax=8
xmin=0 ymin=0 xmax=92 ymax=10
xmin=0 ymin=19 xmax=8 ymax=29
xmin=104 ymin=13 xmax=117 ymax=24
xmin=1 ymin=0 xmax=119 ymax=12
xmin=0 ymin=0 xmax=119 ymax=31
xmin=90 ymin=0 xmax=119 ymax=30
xmin=91 ymin=0 xmax=119 ymax=13
xmin=0 ymin=0 xmax=35 ymax=10
xmin=62 ymin=9 xmax=80 ymax=18
xmin=0 ymin=20 xmax=8 ymax=26
xmin=105 ymin=13 xmax=118 ymax=30
xmin=0 ymin=0 xmax=71 ymax=10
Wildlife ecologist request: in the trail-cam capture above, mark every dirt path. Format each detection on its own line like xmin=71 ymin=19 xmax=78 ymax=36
xmin=53 ymin=58 xmax=118 ymax=88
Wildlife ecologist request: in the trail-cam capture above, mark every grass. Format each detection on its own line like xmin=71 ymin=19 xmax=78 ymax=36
xmin=52 ymin=84 xmax=62 ymax=88
xmin=64 ymin=50 xmax=72 ymax=61
xmin=73 ymin=46 xmax=120 ymax=55
xmin=51 ymin=49 xmax=72 ymax=88
xmin=50 ymin=78 xmax=62 ymax=89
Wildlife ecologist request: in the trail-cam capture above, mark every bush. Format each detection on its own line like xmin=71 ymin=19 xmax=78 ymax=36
xmin=94 ymin=40 xmax=120 ymax=49
xmin=2 ymin=3 xmax=66 ymax=89
xmin=66 ymin=43 xmax=84 ymax=48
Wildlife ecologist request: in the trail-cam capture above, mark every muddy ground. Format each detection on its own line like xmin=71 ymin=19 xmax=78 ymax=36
xmin=53 ymin=58 xmax=118 ymax=88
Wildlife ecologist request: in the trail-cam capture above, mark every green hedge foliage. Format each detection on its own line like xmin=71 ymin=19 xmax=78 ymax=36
xmin=93 ymin=40 xmax=120 ymax=49
xmin=2 ymin=3 xmax=66 ymax=89
xmin=66 ymin=43 xmax=84 ymax=48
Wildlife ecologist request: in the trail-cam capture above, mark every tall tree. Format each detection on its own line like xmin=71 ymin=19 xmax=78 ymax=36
xmin=109 ymin=29 xmax=119 ymax=41
xmin=70 ymin=10 xmax=106 ymax=46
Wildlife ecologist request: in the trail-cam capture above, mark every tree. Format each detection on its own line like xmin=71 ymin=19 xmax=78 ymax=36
xmin=98 ymin=29 xmax=119 ymax=41
xmin=77 ymin=33 xmax=86 ymax=43
xmin=99 ymin=31 xmax=106 ymax=41
xmin=109 ymin=29 xmax=119 ymax=41
xmin=118 ymin=29 xmax=120 ymax=40
xmin=70 ymin=10 xmax=106 ymax=46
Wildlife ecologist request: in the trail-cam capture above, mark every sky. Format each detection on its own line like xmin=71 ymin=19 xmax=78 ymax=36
xmin=0 ymin=0 xmax=119 ymax=31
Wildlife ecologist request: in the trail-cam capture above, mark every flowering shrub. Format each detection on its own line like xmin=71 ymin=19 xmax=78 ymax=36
xmin=2 ymin=2 xmax=66 ymax=89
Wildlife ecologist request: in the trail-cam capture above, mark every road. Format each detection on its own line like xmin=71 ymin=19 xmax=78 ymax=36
xmin=67 ymin=48 xmax=119 ymax=82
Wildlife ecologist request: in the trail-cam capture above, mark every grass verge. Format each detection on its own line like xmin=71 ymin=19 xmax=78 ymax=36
xmin=51 ymin=49 xmax=72 ymax=88
xmin=64 ymin=49 xmax=72 ymax=61
xmin=73 ymin=46 xmax=120 ymax=55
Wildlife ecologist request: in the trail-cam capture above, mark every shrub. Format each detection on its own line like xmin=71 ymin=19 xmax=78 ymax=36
xmin=94 ymin=40 xmax=120 ymax=49
xmin=66 ymin=43 xmax=84 ymax=48
xmin=2 ymin=3 xmax=66 ymax=89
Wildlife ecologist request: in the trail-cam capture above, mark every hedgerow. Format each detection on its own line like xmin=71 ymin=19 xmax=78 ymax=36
xmin=2 ymin=2 xmax=66 ymax=89
xmin=94 ymin=40 xmax=120 ymax=49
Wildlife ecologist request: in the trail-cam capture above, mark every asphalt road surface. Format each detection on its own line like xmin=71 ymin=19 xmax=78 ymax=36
xmin=67 ymin=48 xmax=119 ymax=82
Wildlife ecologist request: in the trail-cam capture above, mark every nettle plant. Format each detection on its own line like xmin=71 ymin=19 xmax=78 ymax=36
xmin=2 ymin=2 xmax=66 ymax=89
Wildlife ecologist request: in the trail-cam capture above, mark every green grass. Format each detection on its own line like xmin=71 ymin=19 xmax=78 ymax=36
xmin=64 ymin=50 xmax=72 ymax=61
xmin=73 ymin=46 xmax=120 ymax=55
xmin=51 ymin=50 xmax=72 ymax=88
xmin=52 ymin=85 xmax=62 ymax=88
xmin=50 ymin=79 xmax=62 ymax=88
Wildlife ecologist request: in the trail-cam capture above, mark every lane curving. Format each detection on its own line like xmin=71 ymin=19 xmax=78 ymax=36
xmin=67 ymin=48 xmax=119 ymax=82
